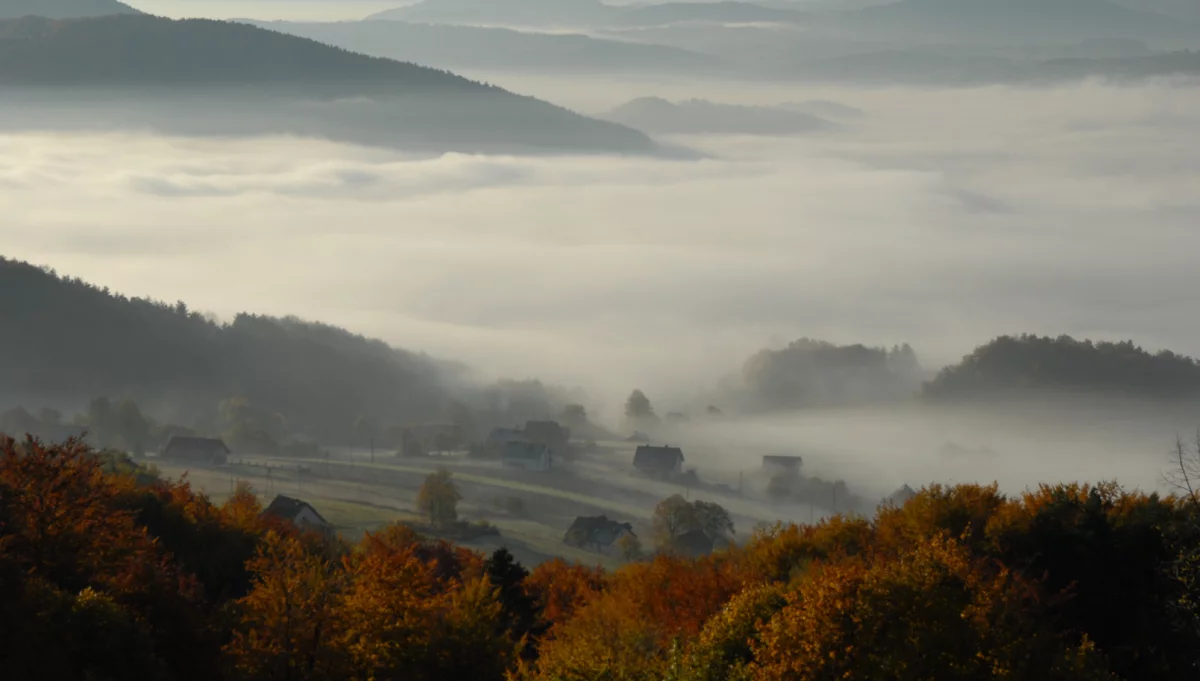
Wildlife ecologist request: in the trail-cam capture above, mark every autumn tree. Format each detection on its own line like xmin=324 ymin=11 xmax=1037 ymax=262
xmin=524 ymin=558 xmax=606 ymax=635
xmin=652 ymin=495 xmax=733 ymax=553
xmin=224 ymin=531 xmax=348 ymax=681
xmin=694 ymin=501 xmax=735 ymax=543
xmin=653 ymin=495 xmax=698 ymax=552
xmin=617 ymin=533 xmax=644 ymax=562
xmin=674 ymin=583 xmax=787 ymax=681
xmin=751 ymin=535 xmax=1115 ymax=681
xmin=416 ymin=468 xmax=462 ymax=528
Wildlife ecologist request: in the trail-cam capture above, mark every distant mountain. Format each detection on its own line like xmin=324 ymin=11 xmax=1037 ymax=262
xmin=0 ymin=0 xmax=140 ymax=19
xmin=367 ymin=0 xmax=612 ymax=27
xmin=774 ymin=48 xmax=1200 ymax=85
xmin=835 ymin=0 xmax=1198 ymax=47
xmin=776 ymin=99 xmax=864 ymax=118
xmin=248 ymin=19 xmax=728 ymax=76
xmin=602 ymin=96 xmax=833 ymax=135
xmin=0 ymin=15 xmax=657 ymax=154
xmin=610 ymin=2 xmax=809 ymax=27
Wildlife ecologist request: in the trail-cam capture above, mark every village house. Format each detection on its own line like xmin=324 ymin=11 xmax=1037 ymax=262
xmin=524 ymin=420 xmax=570 ymax=450
xmin=161 ymin=436 xmax=230 ymax=465
xmin=633 ymin=445 xmax=684 ymax=477
xmin=501 ymin=441 xmax=553 ymax=472
xmin=262 ymin=495 xmax=334 ymax=537
xmin=563 ymin=515 xmax=635 ymax=555
xmin=762 ymin=454 xmax=804 ymax=479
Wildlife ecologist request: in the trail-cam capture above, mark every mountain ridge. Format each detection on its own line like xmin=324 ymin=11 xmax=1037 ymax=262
xmin=0 ymin=14 xmax=659 ymax=154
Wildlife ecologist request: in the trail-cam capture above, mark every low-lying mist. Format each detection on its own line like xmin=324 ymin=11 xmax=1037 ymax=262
xmin=3 ymin=80 xmax=1198 ymax=493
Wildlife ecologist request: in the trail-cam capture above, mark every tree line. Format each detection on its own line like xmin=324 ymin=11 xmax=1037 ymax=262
xmin=3 ymin=435 xmax=1198 ymax=681
xmin=0 ymin=258 xmax=587 ymax=448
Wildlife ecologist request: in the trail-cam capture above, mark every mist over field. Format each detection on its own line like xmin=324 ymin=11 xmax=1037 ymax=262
xmin=5 ymin=74 xmax=1200 ymax=499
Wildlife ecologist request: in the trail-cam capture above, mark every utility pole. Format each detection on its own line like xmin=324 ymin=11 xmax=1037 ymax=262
xmin=370 ymin=437 xmax=375 ymax=465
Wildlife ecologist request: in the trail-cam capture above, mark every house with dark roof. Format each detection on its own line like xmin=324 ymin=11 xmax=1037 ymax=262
xmin=563 ymin=515 xmax=635 ymax=555
xmin=524 ymin=420 xmax=570 ymax=450
xmin=762 ymin=455 xmax=804 ymax=478
xmin=262 ymin=495 xmax=333 ymax=536
xmin=502 ymin=441 xmax=553 ymax=472
xmin=633 ymin=445 xmax=684 ymax=477
xmin=161 ymin=436 xmax=229 ymax=465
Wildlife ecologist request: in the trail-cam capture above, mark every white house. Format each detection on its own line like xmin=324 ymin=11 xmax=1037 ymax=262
xmin=502 ymin=441 xmax=553 ymax=472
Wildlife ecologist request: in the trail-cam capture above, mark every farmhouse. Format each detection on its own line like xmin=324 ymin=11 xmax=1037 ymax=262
xmin=563 ymin=515 xmax=635 ymax=554
xmin=262 ymin=495 xmax=334 ymax=536
xmin=524 ymin=420 xmax=570 ymax=450
xmin=161 ymin=436 xmax=229 ymax=465
xmin=633 ymin=445 xmax=684 ymax=477
xmin=502 ymin=441 xmax=553 ymax=472
xmin=762 ymin=454 xmax=804 ymax=478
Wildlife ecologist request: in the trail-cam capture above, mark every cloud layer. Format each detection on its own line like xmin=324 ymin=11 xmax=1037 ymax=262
xmin=2 ymin=81 xmax=1199 ymax=422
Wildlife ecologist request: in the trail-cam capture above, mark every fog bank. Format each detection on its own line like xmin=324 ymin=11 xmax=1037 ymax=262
xmin=2 ymin=82 xmax=1198 ymax=420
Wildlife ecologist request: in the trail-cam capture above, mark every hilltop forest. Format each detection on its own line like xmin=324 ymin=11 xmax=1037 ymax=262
xmin=0 ymin=258 xmax=587 ymax=447
xmin=2 ymin=436 xmax=1198 ymax=681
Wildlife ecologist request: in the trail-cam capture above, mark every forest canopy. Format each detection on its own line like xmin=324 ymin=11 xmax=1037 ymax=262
xmin=924 ymin=334 xmax=1200 ymax=400
xmin=2 ymin=437 xmax=1198 ymax=681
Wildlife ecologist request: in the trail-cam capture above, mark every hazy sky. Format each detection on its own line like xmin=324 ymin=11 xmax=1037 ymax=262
xmin=3 ymin=81 xmax=1199 ymax=418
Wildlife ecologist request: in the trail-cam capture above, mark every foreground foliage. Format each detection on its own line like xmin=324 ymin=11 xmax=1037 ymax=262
xmin=1 ymin=437 xmax=1198 ymax=680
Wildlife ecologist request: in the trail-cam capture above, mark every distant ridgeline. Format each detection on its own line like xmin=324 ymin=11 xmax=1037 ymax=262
xmin=726 ymin=333 xmax=1200 ymax=412
xmin=0 ymin=14 xmax=657 ymax=154
xmin=924 ymin=334 xmax=1200 ymax=400
xmin=0 ymin=0 xmax=141 ymax=20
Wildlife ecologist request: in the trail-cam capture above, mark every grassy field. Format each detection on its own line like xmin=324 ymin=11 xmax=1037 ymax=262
xmin=154 ymin=459 xmax=626 ymax=567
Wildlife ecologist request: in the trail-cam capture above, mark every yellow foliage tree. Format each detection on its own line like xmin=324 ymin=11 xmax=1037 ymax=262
xmin=750 ymin=534 xmax=1115 ymax=681
xmin=416 ymin=468 xmax=462 ymax=528
xmin=224 ymin=531 xmax=348 ymax=681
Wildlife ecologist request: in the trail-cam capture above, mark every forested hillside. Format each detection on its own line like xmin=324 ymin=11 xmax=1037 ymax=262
xmin=728 ymin=339 xmax=923 ymax=412
xmin=925 ymin=334 xmax=1200 ymax=400
xmin=0 ymin=258 xmax=452 ymax=441
xmin=0 ymin=0 xmax=140 ymax=20
xmin=3 ymin=437 xmax=1197 ymax=680
xmin=0 ymin=15 xmax=657 ymax=154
